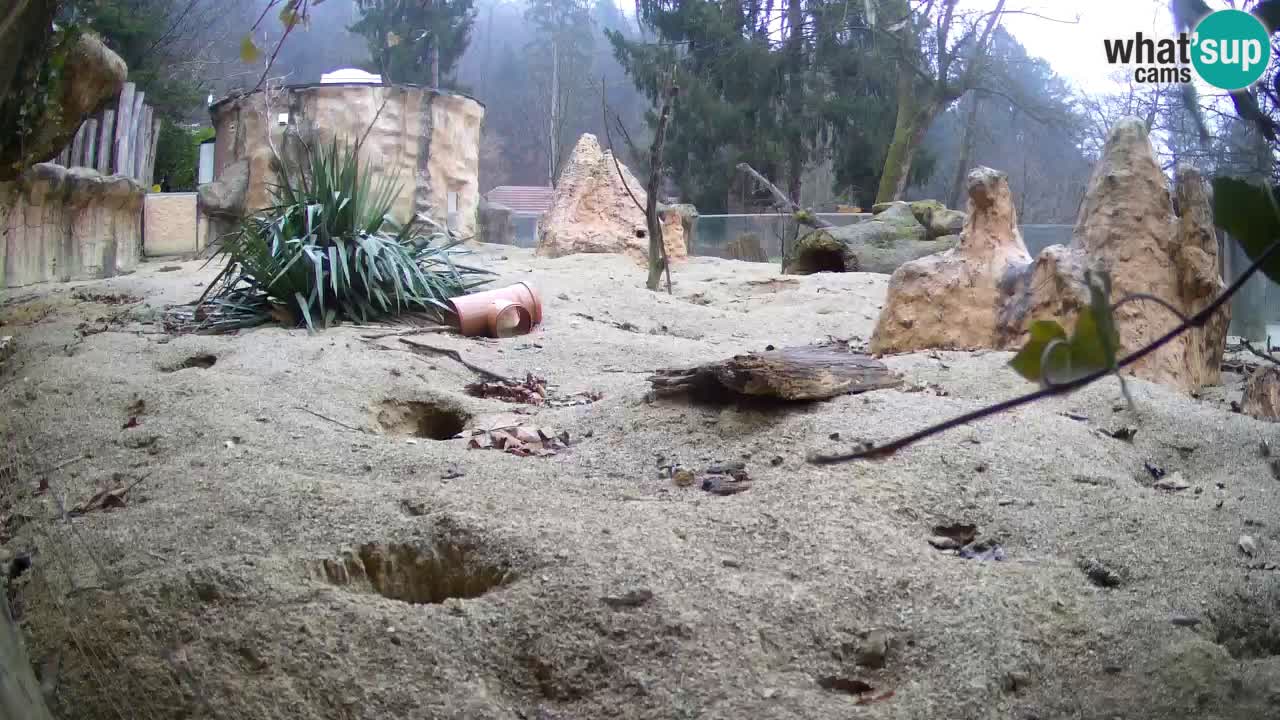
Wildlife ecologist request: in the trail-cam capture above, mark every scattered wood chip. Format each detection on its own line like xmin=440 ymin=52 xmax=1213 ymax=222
xmin=464 ymin=373 xmax=603 ymax=408
xmin=459 ymin=426 xmax=570 ymax=457
xmin=69 ymin=473 xmax=149 ymax=516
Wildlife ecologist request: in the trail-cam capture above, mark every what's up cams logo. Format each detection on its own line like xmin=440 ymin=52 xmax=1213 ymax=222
xmin=1103 ymin=8 xmax=1272 ymax=90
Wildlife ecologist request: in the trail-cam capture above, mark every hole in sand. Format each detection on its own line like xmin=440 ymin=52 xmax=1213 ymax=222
xmin=1211 ymin=591 xmax=1280 ymax=659
xmin=375 ymin=399 xmax=469 ymax=440
xmin=164 ymin=354 xmax=217 ymax=372
xmin=312 ymin=541 xmax=512 ymax=604
xmin=789 ymin=248 xmax=849 ymax=274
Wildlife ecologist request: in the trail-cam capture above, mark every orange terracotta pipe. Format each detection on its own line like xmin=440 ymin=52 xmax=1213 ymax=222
xmin=448 ymin=282 xmax=542 ymax=338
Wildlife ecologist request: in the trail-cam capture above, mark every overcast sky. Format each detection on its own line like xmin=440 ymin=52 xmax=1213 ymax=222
xmin=996 ymin=0 xmax=1176 ymax=92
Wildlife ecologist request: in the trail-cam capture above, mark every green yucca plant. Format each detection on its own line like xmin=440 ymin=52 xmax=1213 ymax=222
xmin=195 ymin=138 xmax=491 ymax=332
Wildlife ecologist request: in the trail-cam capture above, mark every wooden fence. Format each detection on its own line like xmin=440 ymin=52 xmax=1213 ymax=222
xmin=54 ymin=81 xmax=160 ymax=187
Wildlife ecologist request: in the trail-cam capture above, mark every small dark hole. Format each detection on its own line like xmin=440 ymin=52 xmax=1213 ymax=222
xmin=313 ymin=541 xmax=512 ymax=604
xmin=635 ymin=229 xmax=646 ymax=238
xmin=375 ymin=400 xmax=469 ymax=440
xmin=164 ymin=354 xmax=217 ymax=372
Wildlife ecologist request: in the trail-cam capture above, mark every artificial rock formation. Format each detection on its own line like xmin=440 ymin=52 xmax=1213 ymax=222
xmin=870 ymin=167 xmax=1030 ymax=352
xmin=871 ymin=118 xmax=1230 ymax=395
xmin=0 ymin=31 xmax=127 ymax=181
xmin=786 ymin=200 xmax=961 ymax=275
xmin=0 ymin=164 xmax=144 ymax=288
xmin=206 ymin=85 xmax=483 ymax=238
xmin=535 ymin=134 xmax=688 ymax=265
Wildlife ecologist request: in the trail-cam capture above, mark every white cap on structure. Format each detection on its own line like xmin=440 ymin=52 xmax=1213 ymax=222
xmin=320 ymin=68 xmax=383 ymax=85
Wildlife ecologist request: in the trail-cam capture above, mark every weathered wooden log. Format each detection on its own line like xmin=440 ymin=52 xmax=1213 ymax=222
xmin=1243 ymin=366 xmax=1280 ymax=421
xmin=649 ymin=345 xmax=902 ymax=401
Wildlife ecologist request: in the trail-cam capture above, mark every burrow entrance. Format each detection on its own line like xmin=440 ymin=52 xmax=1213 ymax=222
xmin=1211 ymin=590 xmax=1280 ymax=659
xmin=163 ymin=353 xmax=217 ymax=372
xmin=312 ymin=541 xmax=513 ymax=604
xmin=788 ymin=247 xmax=851 ymax=274
xmin=375 ymin=399 xmax=469 ymax=440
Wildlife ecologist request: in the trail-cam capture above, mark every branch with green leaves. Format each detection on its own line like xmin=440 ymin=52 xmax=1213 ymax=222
xmin=810 ymin=175 xmax=1280 ymax=464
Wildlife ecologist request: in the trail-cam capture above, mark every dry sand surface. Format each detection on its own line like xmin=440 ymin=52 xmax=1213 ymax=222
xmin=2 ymin=246 xmax=1280 ymax=720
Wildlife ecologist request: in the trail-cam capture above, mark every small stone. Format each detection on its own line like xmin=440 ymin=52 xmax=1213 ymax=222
xmin=829 ymin=432 xmax=841 ymax=441
xmin=760 ymin=687 xmax=778 ymax=699
xmin=672 ymin=466 xmax=696 ymax=487
xmin=928 ymin=535 xmax=963 ymax=550
xmin=1004 ymin=671 xmax=1031 ymax=693
xmin=721 ymin=557 xmax=742 ymax=568
xmin=770 ymin=455 xmax=784 ymax=466
xmin=1170 ymin=614 xmax=1202 ymax=627
xmin=1239 ymin=535 xmax=1259 ymax=557
xmin=405 ymin=438 xmax=419 ymax=445
xmin=997 ymin=498 xmax=1016 ymax=506
xmin=855 ymin=630 xmax=890 ymax=669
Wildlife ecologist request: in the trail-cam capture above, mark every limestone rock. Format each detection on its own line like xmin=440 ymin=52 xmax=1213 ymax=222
xmin=661 ymin=203 xmax=699 ymax=245
xmin=0 ymin=33 xmax=126 ymax=181
xmin=870 ymin=167 xmax=1030 ymax=353
xmin=871 ymin=119 xmax=1230 ymax=395
xmin=477 ymin=198 xmax=515 ymax=245
xmin=536 ymin=134 xmax=688 ymax=265
xmin=1005 ymin=121 xmax=1229 ymax=393
xmin=1242 ymin=366 xmax=1280 ymax=421
xmin=207 ymin=85 xmax=483 ymax=238
xmin=1 ymin=163 xmax=144 ymax=288
xmin=909 ymin=199 xmax=945 ymax=224
xmin=787 ymin=222 xmax=955 ymax=275
xmin=198 ymin=159 xmax=249 ymax=219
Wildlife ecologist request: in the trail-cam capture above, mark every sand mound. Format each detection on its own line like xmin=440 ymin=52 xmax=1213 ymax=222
xmin=1 ymin=248 xmax=1277 ymax=719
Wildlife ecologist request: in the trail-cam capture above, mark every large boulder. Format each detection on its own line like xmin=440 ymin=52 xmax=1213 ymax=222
xmin=1001 ymin=121 xmax=1229 ymax=393
xmin=872 ymin=118 xmax=1231 ymax=395
xmin=870 ymin=167 xmax=1031 ymax=352
xmin=197 ymin=158 xmax=249 ymax=247
xmin=0 ymin=32 xmax=126 ymax=181
xmin=786 ymin=222 xmax=956 ymax=275
xmin=1 ymin=163 xmax=144 ymax=288
xmin=535 ymin=134 xmax=688 ymax=265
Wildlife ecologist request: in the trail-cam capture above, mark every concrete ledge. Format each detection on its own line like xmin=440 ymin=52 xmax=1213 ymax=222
xmin=1 ymin=163 xmax=143 ymax=289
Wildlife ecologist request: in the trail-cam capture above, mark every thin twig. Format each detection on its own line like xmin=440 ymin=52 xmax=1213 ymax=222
xmin=359 ymin=326 xmax=453 ymax=340
xmin=295 ymin=407 xmax=367 ymax=433
xmin=601 ymin=77 xmax=646 ymax=216
xmin=810 ymin=239 xmax=1280 ymax=464
xmin=398 ymin=338 xmax=513 ymax=382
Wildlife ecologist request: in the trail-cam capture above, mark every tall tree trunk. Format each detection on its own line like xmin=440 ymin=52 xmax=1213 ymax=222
xmin=431 ymin=44 xmax=440 ymax=87
xmin=948 ymin=92 xmax=981 ymax=209
xmin=875 ymin=77 xmax=939 ymax=203
xmin=548 ymin=33 xmax=560 ymax=186
xmin=646 ymin=84 xmax=677 ymax=292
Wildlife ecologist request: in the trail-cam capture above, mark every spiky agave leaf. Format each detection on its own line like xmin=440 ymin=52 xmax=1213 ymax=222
xmin=192 ymin=138 xmax=494 ymax=333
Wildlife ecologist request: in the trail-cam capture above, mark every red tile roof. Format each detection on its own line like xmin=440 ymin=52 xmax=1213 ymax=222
xmin=486 ymin=186 xmax=554 ymax=215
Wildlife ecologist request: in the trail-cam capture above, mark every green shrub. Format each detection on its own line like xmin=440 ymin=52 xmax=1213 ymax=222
xmin=194 ymin=139 xmax=491 ymax=332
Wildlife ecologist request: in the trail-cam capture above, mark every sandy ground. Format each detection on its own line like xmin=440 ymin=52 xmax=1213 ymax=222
xmin=2 ymin=246 xmax=1280 ymax=720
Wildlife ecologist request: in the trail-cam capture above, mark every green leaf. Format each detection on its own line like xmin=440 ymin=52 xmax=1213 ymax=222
xmin=1009 ymin=320 xmax=1067 ymax=383
xmin=1211 ymin=176 xmax=1280 ymax=286
xmin=239 ymin=35 xmax=262 ymax=64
